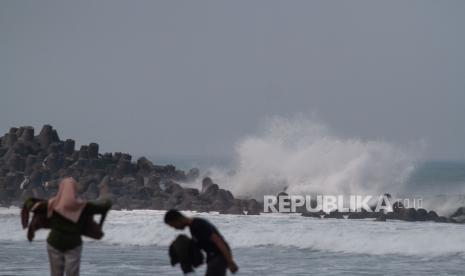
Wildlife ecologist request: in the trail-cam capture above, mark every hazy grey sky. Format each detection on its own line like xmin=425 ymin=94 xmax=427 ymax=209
xmin=1 ymin=1 xmax=464 ymax=159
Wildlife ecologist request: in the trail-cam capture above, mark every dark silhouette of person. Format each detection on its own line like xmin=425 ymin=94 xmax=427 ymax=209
xmin=164 ymin=209 xmax=238 ymax=276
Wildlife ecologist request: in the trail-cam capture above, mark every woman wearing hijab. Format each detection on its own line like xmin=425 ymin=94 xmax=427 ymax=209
xmin=24 ymin=177 xmax=112 ymax=276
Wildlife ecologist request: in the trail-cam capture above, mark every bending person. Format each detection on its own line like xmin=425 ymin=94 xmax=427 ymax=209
xmin=164 ymin=209 xmax=238 ymax=276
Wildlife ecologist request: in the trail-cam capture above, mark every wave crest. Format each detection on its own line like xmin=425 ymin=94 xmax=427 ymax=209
xmin=211 ymin=116 xmax=421 ymax=198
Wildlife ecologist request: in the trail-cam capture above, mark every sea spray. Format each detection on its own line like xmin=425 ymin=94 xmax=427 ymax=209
xmin=209 ymin=116 xmax=421 ymax=199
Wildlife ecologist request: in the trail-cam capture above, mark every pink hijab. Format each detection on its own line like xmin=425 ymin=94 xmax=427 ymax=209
xmin=48 ymin=177 xmax=87 ymax=223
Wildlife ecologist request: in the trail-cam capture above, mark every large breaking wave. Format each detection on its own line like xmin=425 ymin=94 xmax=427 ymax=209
xmin=208 ymin=116 xmax=422 ymax=198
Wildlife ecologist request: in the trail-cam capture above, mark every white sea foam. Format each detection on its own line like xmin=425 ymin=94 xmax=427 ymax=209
xmin=3 ymin=208 xmax=465 ymax=258
xmin=206 ymin=116 xmax=422 ymax=199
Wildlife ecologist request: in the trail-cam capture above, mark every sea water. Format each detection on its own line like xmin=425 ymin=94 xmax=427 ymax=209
xmin=1 ymin=208 xmax=464 ymax=276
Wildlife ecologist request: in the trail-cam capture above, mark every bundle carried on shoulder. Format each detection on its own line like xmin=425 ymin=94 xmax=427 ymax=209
xmin=21 ymin=197 xmax=108 ymax=241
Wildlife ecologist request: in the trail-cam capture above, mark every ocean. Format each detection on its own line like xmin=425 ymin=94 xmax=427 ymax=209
xmin=1 ymin=208 xmax=465 ymax=275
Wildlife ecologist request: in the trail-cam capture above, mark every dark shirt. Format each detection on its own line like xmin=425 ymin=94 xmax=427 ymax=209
xmin=189 ymin=218 xmax=229 ymax=260
xmin=24 ymin=198 xmax=111 ymax=251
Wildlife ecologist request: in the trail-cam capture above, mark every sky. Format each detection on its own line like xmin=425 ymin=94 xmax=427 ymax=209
xmin=1 ymin=1 xmax=464 ymax=160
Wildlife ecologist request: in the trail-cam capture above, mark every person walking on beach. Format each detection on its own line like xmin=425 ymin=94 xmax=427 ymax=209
xmin=164 ymin=209 xmax=239 ymax=276
xmin=23 ymin=177 xmax=112 ymax=276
